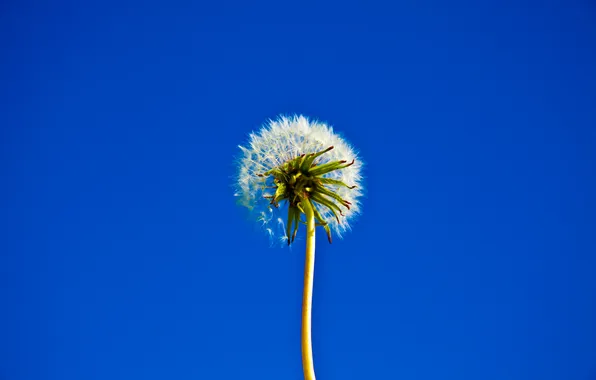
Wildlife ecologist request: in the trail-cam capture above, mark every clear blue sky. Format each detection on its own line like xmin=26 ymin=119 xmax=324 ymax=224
xmin=2 ymin=0 xmax=595 ymax=379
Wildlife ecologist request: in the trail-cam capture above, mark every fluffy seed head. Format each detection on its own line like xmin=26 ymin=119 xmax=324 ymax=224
xmin=235 ymin=115 xmax=363 ymax=245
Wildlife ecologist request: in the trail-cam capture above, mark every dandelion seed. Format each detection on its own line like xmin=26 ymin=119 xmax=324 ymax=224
xmin=235 ymin=115 xmax=363 ymax=243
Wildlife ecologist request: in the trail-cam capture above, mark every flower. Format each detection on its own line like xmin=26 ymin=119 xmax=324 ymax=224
xmin=235 ymin=115 xmax=363 ymax=245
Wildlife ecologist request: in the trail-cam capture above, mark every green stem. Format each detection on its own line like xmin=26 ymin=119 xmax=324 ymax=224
xmin=301 ymin=199 xmax=317 ymax=380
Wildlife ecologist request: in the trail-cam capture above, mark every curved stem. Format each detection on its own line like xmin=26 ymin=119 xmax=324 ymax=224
xmin=301 ymin=199 xmax=317 ymax=380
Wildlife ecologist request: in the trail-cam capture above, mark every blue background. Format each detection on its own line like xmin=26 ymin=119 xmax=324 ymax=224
xmin=2 ymin=0 xmax=595 ymax=379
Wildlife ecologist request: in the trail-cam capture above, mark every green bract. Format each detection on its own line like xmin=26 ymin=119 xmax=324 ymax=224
xmin=259 ymin=146 xmax=357 ymax=245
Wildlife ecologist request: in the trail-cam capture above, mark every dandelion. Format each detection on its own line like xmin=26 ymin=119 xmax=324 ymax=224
xmin=235 ymin=115 xmax=363 ymax=380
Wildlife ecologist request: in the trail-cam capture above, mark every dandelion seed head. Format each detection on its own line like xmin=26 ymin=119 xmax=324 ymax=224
xmin=235 ymin=115 xmax=363 ymax=244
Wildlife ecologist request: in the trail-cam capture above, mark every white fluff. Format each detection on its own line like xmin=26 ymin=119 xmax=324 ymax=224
xmin=235 ymin=115 xmax=363 ymax=244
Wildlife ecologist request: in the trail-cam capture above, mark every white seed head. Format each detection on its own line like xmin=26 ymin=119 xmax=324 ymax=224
xmin=235 ymin=115 xmax=363 ymax=244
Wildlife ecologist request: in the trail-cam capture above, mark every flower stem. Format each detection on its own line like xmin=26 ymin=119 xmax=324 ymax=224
xmin=301 ymin=199 xmax=317 ymax=380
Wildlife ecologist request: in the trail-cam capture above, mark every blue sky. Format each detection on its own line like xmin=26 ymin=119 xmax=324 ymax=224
xmin=2 ymin=0 xmax=596 ymax=379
